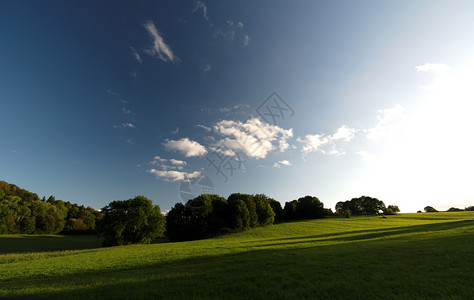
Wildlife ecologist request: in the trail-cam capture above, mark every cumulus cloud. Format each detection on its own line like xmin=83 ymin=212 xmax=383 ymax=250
xmin=143 ymin=20 xmax=178 ymax=63
xmin=213 ymin=117 xmax=293 ymax=159
xmin=298 ymin=125 xmax=358 ymax=155
xmin=164 ymin=138 xmax=207 ymax=157
xmin=148 ymin=169 xmax=201 ymax=182
xmin=170 ymin=158 xmax=186 ymax=166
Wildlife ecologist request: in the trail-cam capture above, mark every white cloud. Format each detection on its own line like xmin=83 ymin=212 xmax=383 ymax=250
xmin=122 ymin=108 xmax=131 ymax=114
xmin=213 ymin=117 xmax=293 ymax=159
xmin=331 ymin=125 xmax=358 ymax=141
xmin=164 ymin=138 xmax=207 ymax=157
xmin=416 ymin=63 xmax=449 ymax=73
xmin=171 ymin=127 xmax=179 ymax=134
xmin=237 ymin=22 xmax=243 ymax=28
xmin=143 ymin=20 xmax=178 ymax=63
xmin=129 ymin=47 xmax=142 ymax=63
xmin=122 ymin=123 xmax=136 ymax=128
xmin=148 ymin=169 xmax=201 ymax=182
xmin=274 ymin=160 xmax=292 ymax=168
xmin=298 ymin=125 xmax=357 ymax=156
xmin=243 ymin=35 xmax=249 ymax=46
xmin=356 ymin=150 xmax=375 ymax=162
xmin=367 ymin=104 xmax=404 ymax=140
xmin=170 ymin=159 xmax=186 ymax=166
xmin=209 ymin=146 xmax=236 ymax=157
xmin=153 ymin=156 xmax=167 ymax=162
xmin=193 ymin=1 xmax=209 ymax=21
xmin=195 ymin=124 xmax=212 ymax=131
xmin=113 ymin=123 xmax=136 ymax=129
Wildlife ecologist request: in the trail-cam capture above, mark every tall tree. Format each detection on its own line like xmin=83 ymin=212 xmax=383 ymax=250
xmin=98 ymin=196 xmax=165 ymax=246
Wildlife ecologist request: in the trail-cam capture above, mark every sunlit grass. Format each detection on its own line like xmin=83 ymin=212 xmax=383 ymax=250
xmin=1 ymin=212 xmax=473 ymax=299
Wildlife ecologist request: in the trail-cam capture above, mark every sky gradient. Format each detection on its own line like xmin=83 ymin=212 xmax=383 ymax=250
xmin=1 ymin=0 xmax=474 ymax=212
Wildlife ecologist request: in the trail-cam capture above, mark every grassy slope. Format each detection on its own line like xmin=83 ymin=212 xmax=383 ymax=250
xmin=0 ymin=212 xmax=473 ymax=299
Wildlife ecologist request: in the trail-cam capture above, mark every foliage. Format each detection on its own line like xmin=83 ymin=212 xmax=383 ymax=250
xmin=447 ymin=207 xmax=463 ymax=212
xmin=383 ymin=205 xmax=400 ymax=215
xmin=466 ymin=206 xmax=474 ymax=211
xmin=267 ymin=198 xmax=284 ymax=222
xmin=167 ymin=193 xmax=276 ymax=242
xmin=424 ymin=206 xmax=438 ymax=213
xmin=0 ymin=181 xmax=102 ymax=235
xmin=98 ymin=196 xmax=165 ymax=246
xmin=336 ymin=196 xmax=386 ymax=215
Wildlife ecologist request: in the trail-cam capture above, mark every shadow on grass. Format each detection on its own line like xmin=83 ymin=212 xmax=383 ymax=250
xmin=2 ymin=221 xmax=474 ymax=300
xmin=0 ymin=235 xmax=104 ymax=254
xmin=255 ymin=219 xmax=474 ymax=247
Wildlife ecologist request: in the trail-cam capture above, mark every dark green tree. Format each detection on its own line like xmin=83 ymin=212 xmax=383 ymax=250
xmin=383 ymin=205 xmax=400 ymax=215
xmin=424 ymin=206 xmax=438 ymax=213
xmin=253 ymin=194 xmax=275 ymax=226
xmin=228 ymin=193 xmax=258 ymax=228
xmin=98 ymin=196 xmax=165 ymax=246
xmin=267 ymin=198 xmax=284 ymax=222
xmin=228 ymin=198 xmax=250 ymax=231
xmin=295 ymin=196 xmax=325 ymax=219
xmin=284 ymin=200 xmax=298 ymax=220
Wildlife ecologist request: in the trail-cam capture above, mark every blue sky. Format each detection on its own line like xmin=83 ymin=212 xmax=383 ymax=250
xmin=1 ymin=1 xmax=474 ymax=212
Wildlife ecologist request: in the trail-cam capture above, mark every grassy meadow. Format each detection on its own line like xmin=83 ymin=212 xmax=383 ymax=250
xmin=1 ymin=212 xmax=473 ymax=299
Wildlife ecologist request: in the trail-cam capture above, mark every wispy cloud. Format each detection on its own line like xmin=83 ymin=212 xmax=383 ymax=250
xmin=243 ymin=35 xmax=249 ymax=46
xmin=298 ymin=125 xmax=358 ymax=156
xmin=163 ymin=138 xmax=207 ymax=157
xmin=113 ymin=123 xmax=136 ymax=129
xmin=122 ymin=108 xmax=131 ymax=114
xmin=193 ymin=1 xmax=210 ymax=21
xmin=195 ymin=124 xmax=212 ymax=131
xmin=129 ymin=47 xmax=142 ymax=63
xmin=107 ymin=89 xmax=119 ymax=96
xmin=143 ymin=20 xmax=178 ymax=63
xmin=273 ymin=160 xmax=292 ymax=168
xmin=202 ymin=63 xmax=212 ymax=72
xmin=213 ymin=19 xmax=247 ymax=43
xmin=416 ymin=63 xmax=449 ymax=73
xmin=366 ymin=104 xmax=404 ymax=140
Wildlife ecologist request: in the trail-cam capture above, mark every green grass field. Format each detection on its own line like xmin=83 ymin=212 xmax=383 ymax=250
xmin=1 ymin=212 xmax=473 ymax=299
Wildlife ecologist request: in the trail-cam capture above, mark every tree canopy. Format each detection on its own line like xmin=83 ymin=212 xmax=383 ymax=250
xmin=98 ymin=196 xmax=165 ymax=246
xmin=335 ymin=196 xmax=386 ymax=215
xmin=0 ymin=181 xmax=101 ymax=234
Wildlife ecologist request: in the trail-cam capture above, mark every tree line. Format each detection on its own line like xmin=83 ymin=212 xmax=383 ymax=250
xmin=0 ymin=181 xmax=102 ymax=234
xmin=2 ymin=180 xmax=413 ymax=246
xmin=421 ymin=206 xmax=474 ymax=213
